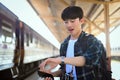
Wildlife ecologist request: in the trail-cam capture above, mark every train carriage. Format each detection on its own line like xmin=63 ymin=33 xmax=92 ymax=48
xmin=0 ymin=3 xmax=59 ymax=80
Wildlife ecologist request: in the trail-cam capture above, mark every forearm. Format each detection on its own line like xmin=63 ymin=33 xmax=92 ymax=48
xmin=63 ymin=56 xmax=85 ymax=66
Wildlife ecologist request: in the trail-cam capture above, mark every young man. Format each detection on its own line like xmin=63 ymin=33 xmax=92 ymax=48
xmin=39 ymin=6 xmax=105 ymax=80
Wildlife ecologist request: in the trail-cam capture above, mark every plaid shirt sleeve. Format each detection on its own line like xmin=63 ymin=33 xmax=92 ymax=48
xmin=83 ymin=36 xmax=103 ymax=67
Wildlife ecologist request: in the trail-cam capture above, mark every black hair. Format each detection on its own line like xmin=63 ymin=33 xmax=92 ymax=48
xmin=61 ymin=6 xmax=83 ymax=21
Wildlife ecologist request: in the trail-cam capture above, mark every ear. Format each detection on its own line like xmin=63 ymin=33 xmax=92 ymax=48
xmin=80 ymin=18 xmax=85 ymax=24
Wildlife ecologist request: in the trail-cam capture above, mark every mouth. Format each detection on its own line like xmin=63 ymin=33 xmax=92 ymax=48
xmin=68 ymin=29 xmax=74 ymax=32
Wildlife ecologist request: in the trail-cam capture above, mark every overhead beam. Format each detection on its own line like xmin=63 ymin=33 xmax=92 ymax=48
xmin=95 ymin=17 xmax=120 ymax=22
xmin=84 ymin=17 xmax=105 ymax=32
xmin=48 ymin=0 xmax=57 ymax=17
xmin=79 ymin=0 xmax=120 ymax=4
xmin=70 ymin=0 xmax=76 ymax=6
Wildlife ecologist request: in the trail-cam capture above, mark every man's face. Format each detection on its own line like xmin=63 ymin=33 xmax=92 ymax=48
xmin=64 ymin=18 xmax=83 ymax=37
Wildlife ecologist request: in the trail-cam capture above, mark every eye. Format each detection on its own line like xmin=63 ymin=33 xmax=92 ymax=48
xmin=70 ymin=20 xmax=75 ymax=23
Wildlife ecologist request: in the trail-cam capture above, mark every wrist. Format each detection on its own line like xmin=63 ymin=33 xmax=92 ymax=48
xmin=61 ymin=56 xmax=65 ymax=64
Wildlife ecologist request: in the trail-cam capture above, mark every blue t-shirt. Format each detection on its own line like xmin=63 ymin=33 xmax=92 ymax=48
xmin=66 ymin=39 xmax=77 ymax=80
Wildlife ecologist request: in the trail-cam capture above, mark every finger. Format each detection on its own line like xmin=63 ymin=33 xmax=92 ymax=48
xmin=47 ymin=77 xmax=52 ymax=80
xmin=45 ymin=77 xmax=50 ymax=80
xmin=39 ymin=61 xmax=47 ymax=71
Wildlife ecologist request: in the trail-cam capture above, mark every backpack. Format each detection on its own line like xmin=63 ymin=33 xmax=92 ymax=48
xmin=93 ymin=47 xmax=112 ymax=80
xmin=80 ymin=33 xmax=112 ymax=80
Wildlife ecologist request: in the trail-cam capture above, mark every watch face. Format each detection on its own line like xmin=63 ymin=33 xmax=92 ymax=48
xmin=61 ymin=56 xmax=65 ymax=64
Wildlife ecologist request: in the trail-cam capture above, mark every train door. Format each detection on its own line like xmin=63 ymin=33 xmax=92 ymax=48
xmin=13 ymin=21 xmax=24 ymax=67
xmin=12 ymin=20 xmax=25 ymax=80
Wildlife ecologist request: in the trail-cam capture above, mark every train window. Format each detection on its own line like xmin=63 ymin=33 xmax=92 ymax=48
xmin=1 ymin=22 xmax=12 ymax=43
xmin=34 ymin=37 xmax=38 ymax=47
xmin=40 ymin=41 xmax=44 ymax=47
xmin=30 ymin=33 xmax=33 ymax=43
xmin=0 ymin=20 xmax=14 ymax=66
xmin=118 ymin=47 xmax=120 ymax=50
xmin=35 ymin=37 xmax=38 ymax=47
xmin=26 ymin=33 xmax=29 ymax=46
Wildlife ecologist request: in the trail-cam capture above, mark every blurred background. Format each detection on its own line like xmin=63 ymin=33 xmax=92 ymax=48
xmin=0 ymin=0 xmax=120 ymax=80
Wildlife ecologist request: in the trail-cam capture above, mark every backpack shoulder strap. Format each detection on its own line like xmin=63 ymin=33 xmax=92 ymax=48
xmin=78 ymin=33 xmax=94 ymax=53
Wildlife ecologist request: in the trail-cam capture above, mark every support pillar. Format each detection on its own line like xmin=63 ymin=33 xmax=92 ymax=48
xmin=104 ymin=3 xmax=111 ymax=71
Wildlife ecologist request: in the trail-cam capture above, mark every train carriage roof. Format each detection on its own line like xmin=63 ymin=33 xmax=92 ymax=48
xmin=0 ymin=3 xmax=18 ymax=22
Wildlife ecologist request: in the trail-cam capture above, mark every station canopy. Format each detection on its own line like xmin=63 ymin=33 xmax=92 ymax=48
xmin=27 ymin=0 xmax=120 ymax=43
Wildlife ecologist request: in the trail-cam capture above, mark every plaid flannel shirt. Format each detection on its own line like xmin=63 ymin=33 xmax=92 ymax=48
xmin=60 ymin=31 xmax=104 ymax=80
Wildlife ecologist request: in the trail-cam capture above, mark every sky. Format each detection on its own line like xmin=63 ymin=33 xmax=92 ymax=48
xmin=96 ymin=26 xmax=120 ymax=48
xmin=0 ymin=0 xmax=120 ymax=49
xmin=0 ymin=0 xmax=60 ymax=49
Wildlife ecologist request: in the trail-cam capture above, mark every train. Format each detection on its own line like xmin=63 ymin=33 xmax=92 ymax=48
xmin=0 ymin=3 xmax=59 ymax=80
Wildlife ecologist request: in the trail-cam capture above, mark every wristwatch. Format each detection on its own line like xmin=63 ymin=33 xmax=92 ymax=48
xmin=61 ymin=56 xmax=65 ymax=64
